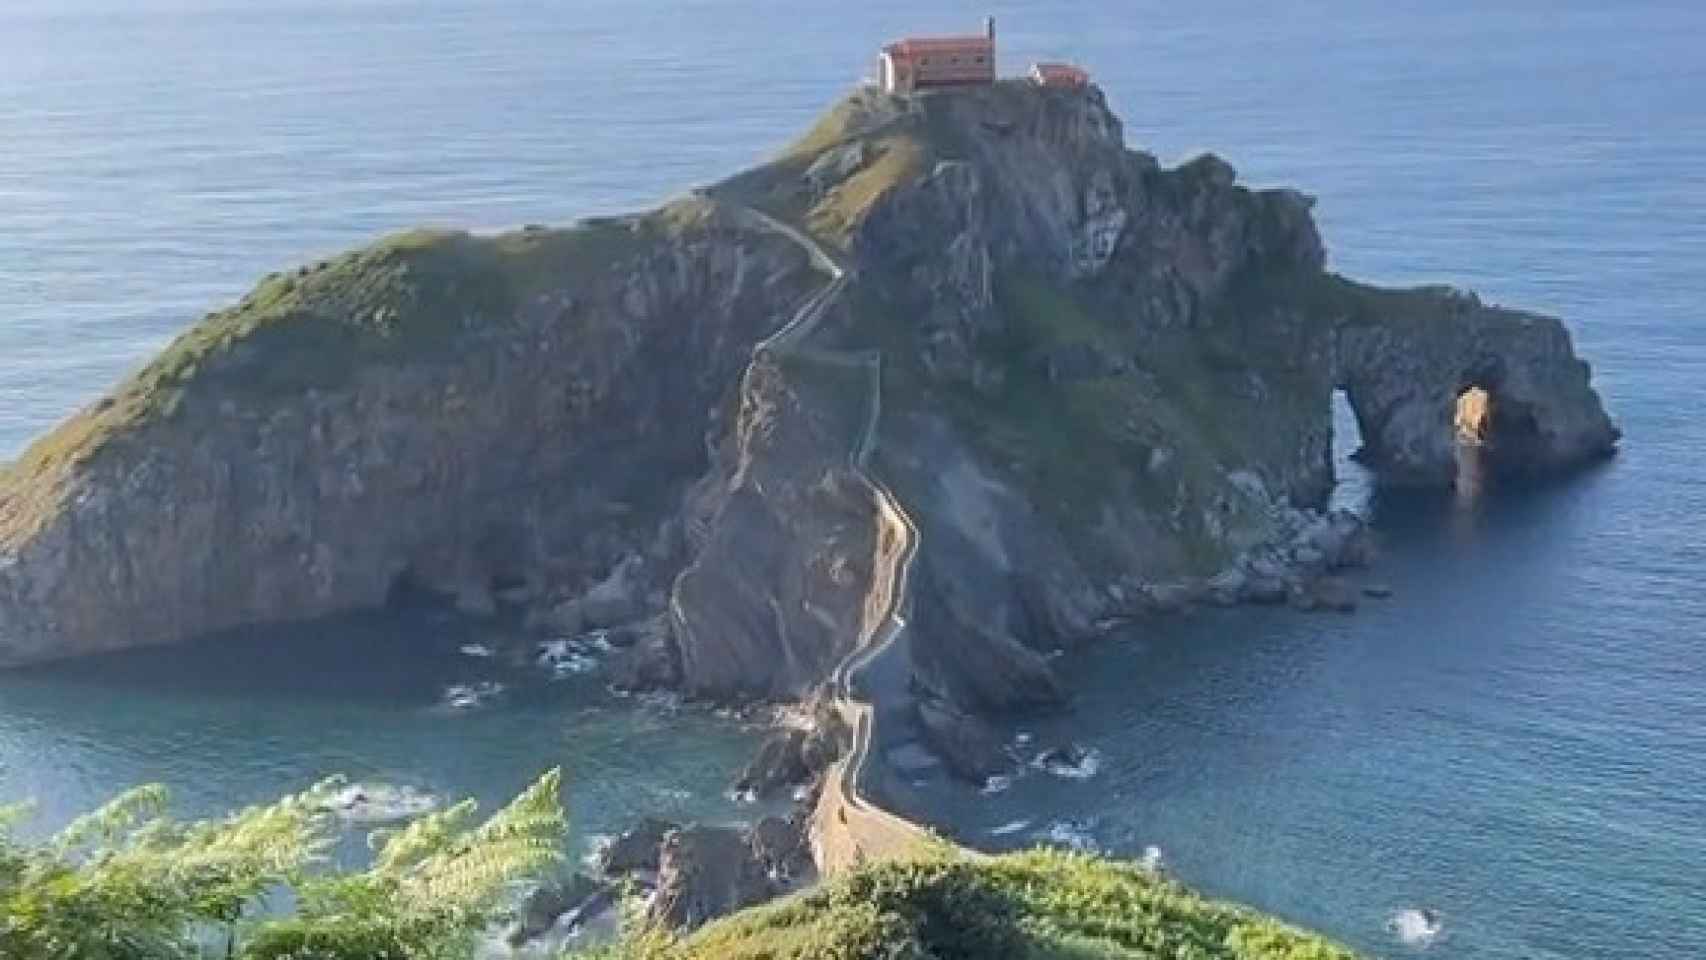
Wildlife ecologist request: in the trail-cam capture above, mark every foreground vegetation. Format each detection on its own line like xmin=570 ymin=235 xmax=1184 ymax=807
xmin=599 ymin=848 xmax=1359 ymax=960
xmin=0 ymin=771 xmax=565 ymax=959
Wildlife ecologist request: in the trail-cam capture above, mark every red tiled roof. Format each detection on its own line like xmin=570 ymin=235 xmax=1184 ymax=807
xmin=884 ymin=36 xmax=993 ymax=57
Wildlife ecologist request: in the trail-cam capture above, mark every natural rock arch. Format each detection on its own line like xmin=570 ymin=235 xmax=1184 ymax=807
xmin=1330 ymin=278 xmax=1618 ymax=488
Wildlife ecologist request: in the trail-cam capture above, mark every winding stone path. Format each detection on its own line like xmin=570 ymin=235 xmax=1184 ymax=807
xmin=724 ymin=201 xmax=935 ymax=871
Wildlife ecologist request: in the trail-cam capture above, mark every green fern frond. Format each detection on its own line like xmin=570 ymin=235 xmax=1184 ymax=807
xmin=52 ymin=782 xmax=170 ymax=853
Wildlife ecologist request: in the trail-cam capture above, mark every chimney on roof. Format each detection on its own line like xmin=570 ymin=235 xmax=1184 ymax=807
xmin=985 ymin=16 xmax=996 ymax=42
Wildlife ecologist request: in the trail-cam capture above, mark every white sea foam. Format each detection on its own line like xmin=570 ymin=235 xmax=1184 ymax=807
xmin=444 ymin=680 xmax=504 ymax=710
xmin=980 ymin=774 xmax=1013 ymax=795
xmin=1034 ymin=819 xmax=1099 ymax=853
xmin=324 ymin=783 xmax=438 ymax=823
xmin=1034 ymin=746 xmax=1101 ymax=780
xmin=581 ymin=833 xmax=614 ymax=871
xmin=538 ymin=639 xmax=600 ymax=678
xmin=1388 ymin=908 xmax=1443 ymax=947
xmin=989 ymin=818 xmax=1032 ymax=837
xmin=458 ymin=643 xmax=495 ymax=658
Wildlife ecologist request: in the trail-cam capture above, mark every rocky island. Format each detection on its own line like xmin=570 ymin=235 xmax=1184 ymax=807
xmin=0 ymin=79 xmax=1616 ymax=940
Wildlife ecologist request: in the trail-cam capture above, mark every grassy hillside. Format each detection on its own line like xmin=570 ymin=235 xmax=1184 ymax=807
xmin=597 ymin=849 xmax=1359 ymax=960
xmin=0 ymin=202 xmax=736 ymax=550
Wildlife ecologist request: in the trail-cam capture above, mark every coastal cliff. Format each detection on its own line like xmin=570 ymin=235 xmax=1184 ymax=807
xmin=0 ymin=81 xmax=1616 ymax=715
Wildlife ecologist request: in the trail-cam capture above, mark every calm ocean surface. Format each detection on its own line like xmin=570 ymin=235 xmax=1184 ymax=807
xmin=2 ymin=1 xmax=1703 ymax=956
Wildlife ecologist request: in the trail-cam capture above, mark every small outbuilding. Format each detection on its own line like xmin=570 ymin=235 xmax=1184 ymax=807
xmin=1029 ymin=62 xmax=1090 ymax=89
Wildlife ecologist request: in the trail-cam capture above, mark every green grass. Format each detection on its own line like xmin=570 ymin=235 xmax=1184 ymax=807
xmin=600 ymin=849 xmax=1360 ymax=960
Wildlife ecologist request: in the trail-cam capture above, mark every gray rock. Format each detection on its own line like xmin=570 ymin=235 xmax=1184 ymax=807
xmin=1243 ymin=576 xmax=1289 ymax=605
xmin=453 ymin=581 xmax=497 ymax=619
xmin=579 ymin=556 xmax=643 ymax=629
xmin=916 ymin=698 xmax=1009 ymax=785
xmin=507 ymin=873 xmax=607 ymax=947
xmin=886 ymin=741 xmax=943 ymax=776
xmin=597 ymin=816 xmax=678 ymax=876
xmin=1206 ymin=569 xmax=1247 ymax=607
xmin=1145 ymin=583 xmax=1196 ymax=615
xmin=1291 ymin=545 xmax=1327 ymax=569
xmin=526 ymin=597 xmax=584 ymax=637
xmin=1037 ymin=342 xmax=1116 ymax=382
xmin=748 ymin=815 xmax=811 ymax=881
xmin=1296 ymin=576 xmax=1358 ymax=613
xmin=607 ymin=629 xmax=679 ymax=691
xmin=802 ymin=139 xmax=867 ymax=192
xmin=732 ymin=729 xmax=810 ymax=799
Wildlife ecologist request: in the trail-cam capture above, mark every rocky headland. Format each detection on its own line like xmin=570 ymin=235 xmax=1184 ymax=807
xmin=0 ymin=81 xmax=1616 ymax=921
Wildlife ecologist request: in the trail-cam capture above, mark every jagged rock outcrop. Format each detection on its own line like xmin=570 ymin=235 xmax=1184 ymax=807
xmin=650 ymin=825 xmax=774 ymax=930
xmin=0 ymin=80 xmax=1616 ymax=709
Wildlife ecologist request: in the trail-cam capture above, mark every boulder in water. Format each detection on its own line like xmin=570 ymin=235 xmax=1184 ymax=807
xmin=596 ymin=816 xmax=678 ymax=876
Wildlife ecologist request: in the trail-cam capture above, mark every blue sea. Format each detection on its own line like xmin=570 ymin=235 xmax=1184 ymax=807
xmin=2 ymin=1 xmax=1702 ymax=956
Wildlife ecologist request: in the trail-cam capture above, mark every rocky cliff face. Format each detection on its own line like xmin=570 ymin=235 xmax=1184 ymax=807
xmin=0 ymin=82 xmax=1616 ymax=704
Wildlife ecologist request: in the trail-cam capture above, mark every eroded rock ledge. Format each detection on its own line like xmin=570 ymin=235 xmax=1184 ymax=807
xmin=0 ymin=82 xmax=1616 ymax=727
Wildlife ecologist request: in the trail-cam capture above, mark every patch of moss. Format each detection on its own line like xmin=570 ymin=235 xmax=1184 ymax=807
xmin=608 ymin=849 xmax=1360 ymax=959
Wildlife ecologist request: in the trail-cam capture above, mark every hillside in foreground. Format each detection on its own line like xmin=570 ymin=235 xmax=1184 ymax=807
xmin=597 ymin=849 xmax=1359 ymax=960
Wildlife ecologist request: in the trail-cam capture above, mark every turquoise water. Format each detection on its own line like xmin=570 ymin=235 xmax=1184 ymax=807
xmin=2 ymin=1 xmax=1703 ymax=956
xmin=0 ymin=609 xmax=770 ymax=860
